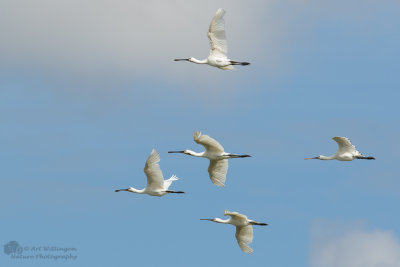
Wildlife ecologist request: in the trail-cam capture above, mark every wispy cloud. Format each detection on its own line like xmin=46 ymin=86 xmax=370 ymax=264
xmin=0 ymin=1 xmax=278 ymax=80
xmin=1 ymin=0 xmax=397 ymax=80
xmin=0 ymin=0 xmax=398 ymax=104
xmin=310 ymin=219 xmax=400 ymax=267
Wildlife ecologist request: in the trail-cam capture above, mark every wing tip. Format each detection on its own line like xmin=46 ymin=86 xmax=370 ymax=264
xmin=147 ymin=149 xmax=161 ymax=164
xmin=211 ymin=177 xmax=225 ymax=187
xmin=216 ymin=8 xmax=226 ymax=16
xmin=170 ymin=174 xmax=179 ymax=181
xmin=150 ymin=148 xmax=159 ymax=155
xmin=332 ymin=136 xmax=348 ymax=140
xmin=193 ymin=131 xmax=202 ymax=140
xmin=238 ymin=242 xmax=253 ymax=254
xmin=244 ymin=246 xmax=253 ymax=254
xmin=209 ymin=170 xmax=227 ymax=187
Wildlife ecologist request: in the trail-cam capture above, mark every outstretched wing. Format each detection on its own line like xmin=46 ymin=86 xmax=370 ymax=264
xmin=332 ymin=136 xmax=362 ymax=156
xmin=208 ymin=8 xmax=228 ymax=58
xmin=143 ymin=149 xmax=164 ymax=190
xmin=208 ymin=159 xmax=228 ymax=187
xmin=224 ymin=210 xmax=248 ymax=221
xmin=193 ymin=131 xmax=224 ymax=153
xmin=235 ymin=225 xmax=254 ymax=254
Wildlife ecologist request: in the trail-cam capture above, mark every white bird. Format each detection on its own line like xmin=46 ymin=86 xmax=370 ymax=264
xmin=201 ymin=210 xmax=268 ymax=254
xmin=168 ymin=131 xmax=251 ymax=187
xmin=305 ymin=136 xmax=376 ymax=161
xmin=174 ymin=8 xmax=250 ymax=70
xmin=115 ymin=149 xmax=184 ymax=196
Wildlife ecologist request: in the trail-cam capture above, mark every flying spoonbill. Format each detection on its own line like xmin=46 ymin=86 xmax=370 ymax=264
xmin=174 ymin=8 xmax=250 ymax=70
xmin=115 ymin=149 xmax=184 ymax=196
xmin=201 ymin=210 xmax=268 ymax=254
xmin=168 ymin=131 xmax=251 ymax=187
xmin=305 ymin=136 xmax=375 ymax=161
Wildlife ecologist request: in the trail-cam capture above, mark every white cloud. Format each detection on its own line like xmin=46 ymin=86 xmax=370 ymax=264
xmin=310 ymin=220 xmax=400 ymax=267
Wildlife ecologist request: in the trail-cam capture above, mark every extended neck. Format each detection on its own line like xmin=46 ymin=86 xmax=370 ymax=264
xmin=215 ymin=218 xmax=230 ymax=224
xmin=126 ymin=187 xmax=145 ymax=194
xmin=190 ymin=58 xmax=208 ymax=64
xmin=305 ymin=155 xmax=335 ymax=160
xmin=185 ymin=150 xmax=204 ymax=157
xmin=319 ymin=155 xmax=336 ymax=160
xmin=168 ymin=150 xmax=204 ymax=157
xmin=174 ymin=58 xmax=208 ymax=64
xmin=200 ymin=218 xmax=230 ymax=224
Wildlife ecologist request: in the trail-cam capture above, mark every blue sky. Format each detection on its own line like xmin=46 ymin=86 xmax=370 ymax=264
xmin=1 ymin=1 xmax=400 ymax=266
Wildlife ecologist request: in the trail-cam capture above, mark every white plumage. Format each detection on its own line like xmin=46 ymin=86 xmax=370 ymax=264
xmin=305 ymin=136 xmax=375 ymax=161
xmin=168 ymin=131 xmax=251 ymax=187
xmin=208 ymin=8 xmax=228 ymax=59
xmin=201 ymin=210 xmax=268 ymax=254
xmin=333 ymin=136 xmax=359 ymax=156
xmin=115 ymin=149 xmax=184 ymax=196
xmin=174 ymin=8 xmax=250 ymax=70
xmin=193 ymin=131 xmax=224 ymax=153
xmin=207 ymin=159 xmax=228 ymax=187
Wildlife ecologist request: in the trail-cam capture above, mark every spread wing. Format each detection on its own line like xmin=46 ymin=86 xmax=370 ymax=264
xmin=332 ymin=136 xmax=362 ymax=156
xmin=208 ymin=159 xmax=228 ymax=187
xmin=143 ymin=149 xmax=164 ymax=190
xmin=224 ymin=210 xmax=248 ymax=221
xmin=193 ymin=131 xmax=224 ymax=153
xmin=235 ymin=225 xmax=254 ymax=254
xmin=208 ymin=8 xmax=228 ymax=58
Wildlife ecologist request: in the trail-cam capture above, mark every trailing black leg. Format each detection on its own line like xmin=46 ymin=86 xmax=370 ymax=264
xmin=356 ymin=156 xmax=376 ymax=160
xmin=165 ymin=190 xmax=185 ymax=194
xmin=230 ymin=61 xmax=250 ymax=66
xmin=228 ymin=154 xmax=252 ymax=158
